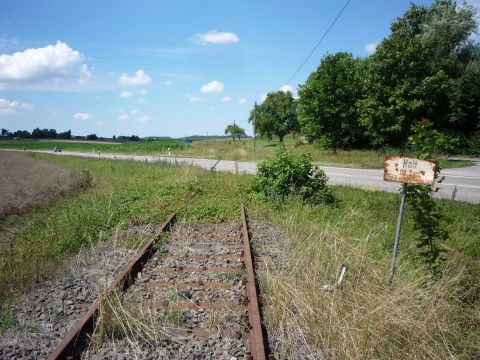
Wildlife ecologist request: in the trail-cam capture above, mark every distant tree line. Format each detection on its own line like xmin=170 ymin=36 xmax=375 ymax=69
xmin=249 ymin=0 xmax=480 ymax=154
xmin=1 ymin=128 xmax=72 ymax=139
xmin=1 ymin=128 xmax=142 ymax=142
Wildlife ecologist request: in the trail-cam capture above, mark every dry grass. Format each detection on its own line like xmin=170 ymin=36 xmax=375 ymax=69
xmin=92 ymin=289 xmax=168 ymax=351
xmin=259 ymin=205 xmax=480 ymax=360
xmin=0 ymin=151 xmax=91 ymax=219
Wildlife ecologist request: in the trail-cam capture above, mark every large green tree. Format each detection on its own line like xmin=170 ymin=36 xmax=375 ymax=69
xmin=359 ymin=0 xmax=478 ymax=148
xmin=249 ymin=90 xmax=298 ymax=142
xmin=297 ymin=52 xmax=366 ymax=150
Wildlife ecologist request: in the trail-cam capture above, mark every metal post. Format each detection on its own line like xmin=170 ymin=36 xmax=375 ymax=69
xmin=253 ymin=101 xmax=257 ymax=154
xmin=389 ymin=183 xmax=408 ymax=283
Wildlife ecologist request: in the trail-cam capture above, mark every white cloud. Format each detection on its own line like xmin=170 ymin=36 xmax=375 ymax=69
xmin=0 ymin=97 xmax=34 ymax=110
xmin=130 ymin=109 xmax=139 ymax=115
xmin=260 ymin=93 xmax=267 ymax=102
xmin=222 ymin=96 xmax=231 ymax=102
xmin=78 ymin=64 xmax=90 ymax=85
xmin=279 ymin=84 xmax=294 ymax=93
xmin=138 ymin=98 xmax=146 ymax=103
xmin=119 ymin=69 xmax=151 ymax=85
xmin=201 ymin=80 xmax=224 ymax=94
xmin=119 ymin=91 xmax=133 ymax=98
xmin=0 ymin=97 xmax=34 ymax=116
xmin=164 ymin=79 xmax=173 ymax=86
xmin=136 ymin=115 xmax=152 ymax=123
xmin=117 ymin=114 xmax=129 ymax=121
xmin=190 ymin=30 xmax=240 ymax=45
xmin=138 ymin=89 xmax=147 ymax=96
xmin=74 ymin=112 xmax=93 ymax=121
xmin=238 ymin=98 xmax=247 ymax=104
xmin=0 ymin=41 xmax=84 ymax=85
xmin=364 ymin=42 xmax=379 ymax=55
xmin=187 ymin=94 xmax=202 ymax=103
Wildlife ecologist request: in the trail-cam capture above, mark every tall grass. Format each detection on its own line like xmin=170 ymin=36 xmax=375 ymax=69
xmin=259 ymin=191 xmax=480 ymax=359
xmin=0 ymin=155 xmax=261 ymax=302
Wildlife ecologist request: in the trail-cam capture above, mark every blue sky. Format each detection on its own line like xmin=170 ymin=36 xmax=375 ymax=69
xmin=0 ymin=0 xmax=477 ymax=138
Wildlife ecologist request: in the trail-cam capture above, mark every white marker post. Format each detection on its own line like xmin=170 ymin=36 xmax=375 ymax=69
xmin=384 ymin=156 xmax=436 ymax=283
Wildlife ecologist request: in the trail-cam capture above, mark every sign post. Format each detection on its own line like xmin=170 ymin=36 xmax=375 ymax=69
xmin=383 ymin=156 xmax=436 ymax=283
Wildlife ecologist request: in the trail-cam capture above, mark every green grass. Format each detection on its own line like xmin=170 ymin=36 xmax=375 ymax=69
xmin=0 ymin=137 xmax=473 ymax=169
xmin=0 ymin=154 xmax=478 ymax=359
xmin=0 ymin=154 xmax=262 ymax=301
xmin=0 ymin=139 xmax=183 ymax=154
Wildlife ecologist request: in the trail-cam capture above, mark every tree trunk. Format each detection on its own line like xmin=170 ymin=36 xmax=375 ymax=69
xmin=279 ymin=134 xmax=284 ymax=142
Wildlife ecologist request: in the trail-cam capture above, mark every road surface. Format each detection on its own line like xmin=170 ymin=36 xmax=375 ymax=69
xmin=2 ymin=149 xmax=479 ymax=204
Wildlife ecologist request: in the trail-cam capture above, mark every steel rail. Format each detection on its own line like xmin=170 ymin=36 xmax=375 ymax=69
xmin=46 ymin=212 xmax=176 ymax=360
xmin=241 ymin=204 xmax=268 ymax=360
xmin=47 ymin=206 xmax=270 ymax=359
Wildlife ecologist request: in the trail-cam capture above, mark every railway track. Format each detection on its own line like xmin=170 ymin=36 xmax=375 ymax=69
xmin=46 ymin=205 xmax=270 ymax=359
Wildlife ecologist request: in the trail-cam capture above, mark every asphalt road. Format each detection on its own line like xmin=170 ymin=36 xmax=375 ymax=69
xmin=3 ymin=149 xmax=479 ymax=204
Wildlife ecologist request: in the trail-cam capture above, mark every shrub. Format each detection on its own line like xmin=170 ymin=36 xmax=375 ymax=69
xmin=251 ymin=150 xmax=335 ymax=204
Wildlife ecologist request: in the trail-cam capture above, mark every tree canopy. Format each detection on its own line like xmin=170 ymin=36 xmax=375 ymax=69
xmin=224 ymin=123 xmax=246 ymax=141
xmin=298 ymin=52 xmax=366 ymax=150
xmin=358 ymin=0 xmax=479 ymax=148
xmin=249 ymin=91 xmax=298 ymax=142
xmin=289 ymin=0 xmax=480 ymax=154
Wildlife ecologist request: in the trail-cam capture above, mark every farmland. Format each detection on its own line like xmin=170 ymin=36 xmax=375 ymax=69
xmin=0 ymin=139 xmax=183 ymax=154
xmin=0 ymin=137 xmax=473 ymax=169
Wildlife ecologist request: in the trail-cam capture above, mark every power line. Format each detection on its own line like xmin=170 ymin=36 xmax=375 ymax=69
xmin=287 ymin=0 xmax=352 ymax=84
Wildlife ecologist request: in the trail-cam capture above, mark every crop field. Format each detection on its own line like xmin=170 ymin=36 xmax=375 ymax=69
xmin=0 ymin=137 xmax=473 ymax=169
xmin=0 ymin=139 xmax=183 ymax=154
xmin=0 ymin=153 xmax=478 ymax=359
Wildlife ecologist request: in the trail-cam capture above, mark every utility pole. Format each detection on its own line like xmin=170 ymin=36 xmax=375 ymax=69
xmin=253 ymin=101 xmax=257 ymax=154
xmin=233 ymin=120 xmax=236 ymax=146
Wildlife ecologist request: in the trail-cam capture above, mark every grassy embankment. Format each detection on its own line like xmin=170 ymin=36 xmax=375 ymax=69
xmin=0 ymin=137 xmax=473 ymax=169
xmin=0 ymin=154 xmax=478 ymax=358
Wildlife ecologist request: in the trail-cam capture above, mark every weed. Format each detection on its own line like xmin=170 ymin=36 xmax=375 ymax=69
xmin=0 ymin=308 xmax=13 ymax=334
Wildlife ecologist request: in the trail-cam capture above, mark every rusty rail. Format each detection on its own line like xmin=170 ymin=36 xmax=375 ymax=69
xmin=241 ymin=204 xmax=268 ymax=360
xmin=47 ymin=206 xmax=270 ymax=359
xmin=46 ymin=213 xmax=176 ymax=360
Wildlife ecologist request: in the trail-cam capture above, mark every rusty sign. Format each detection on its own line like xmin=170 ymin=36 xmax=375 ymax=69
xmin=384 ymin=156 xmax=436 ymax=185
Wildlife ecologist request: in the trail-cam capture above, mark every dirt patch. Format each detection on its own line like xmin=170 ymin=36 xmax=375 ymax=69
xmin=0 ymin=151 xmax=90 ymax=219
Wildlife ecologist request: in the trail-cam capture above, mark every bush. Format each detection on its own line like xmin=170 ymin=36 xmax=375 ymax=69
xmin=251 ymin=150 xmax=335 ymax=204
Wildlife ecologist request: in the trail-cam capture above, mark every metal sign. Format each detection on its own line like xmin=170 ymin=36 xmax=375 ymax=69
xmin=384 ymin=156 xmax=436 ymax=186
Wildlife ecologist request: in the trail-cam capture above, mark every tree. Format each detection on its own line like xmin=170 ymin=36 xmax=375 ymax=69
xmin=1 ymin=129 xmax=7 ymax=137
xmin=86 ymin=134 xmax=98 ymax=140
xmin=249 ymin=90 xmax=298 ymax=142
xmin=359 ymin=0 xmax=478 ymax=148
xmin=58 ymin=130 xmax=71 ymax=139
xmin=224 ymin=123 xmax=246 ymax=143
xmin=298 ymin=52 xmax=366 ymax=150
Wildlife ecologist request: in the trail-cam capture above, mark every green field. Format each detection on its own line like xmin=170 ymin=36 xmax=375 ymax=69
xmin=0 ymin=139 xmax=183 ymax=154
xmin=0 ymin=137 xmax=474 ymax=169
xmin=0 ymin=153 xmax=478 ymax=358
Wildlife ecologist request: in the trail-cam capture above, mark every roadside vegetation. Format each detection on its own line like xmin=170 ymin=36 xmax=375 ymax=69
xmin=0 ymin=153 xmax=260 ymax=303
xmin=0 ymin=137 xmax=473 ymax=170
xmin=0 ymin=153 xmax=478 ymax=358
